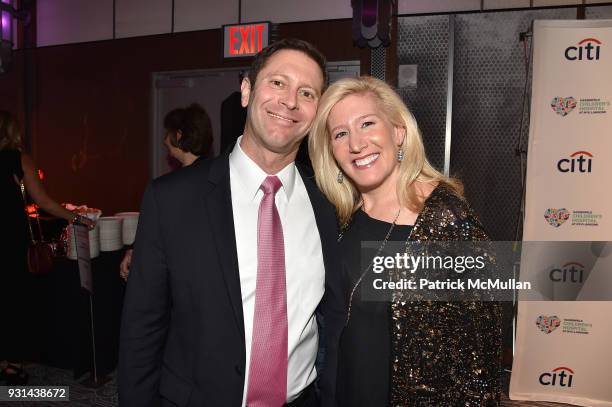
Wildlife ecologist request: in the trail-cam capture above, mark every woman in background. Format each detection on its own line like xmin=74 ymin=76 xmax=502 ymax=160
xmin=119 ymin=103 xmax=213 ymax=280
xmin=309 ymin=77 xmax=502 ymax=406
xmin=0 ymin=110 xmax=94 ymax=385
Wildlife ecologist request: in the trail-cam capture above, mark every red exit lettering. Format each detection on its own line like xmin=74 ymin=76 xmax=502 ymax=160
xmin=228 ymin=24 xmax=265 ymax=56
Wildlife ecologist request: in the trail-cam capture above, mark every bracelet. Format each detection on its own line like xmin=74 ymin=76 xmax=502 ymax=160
xmin=71 ymin=213 xmax=83 ymax=224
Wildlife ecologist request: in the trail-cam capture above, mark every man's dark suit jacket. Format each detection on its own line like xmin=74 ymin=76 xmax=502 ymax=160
xmin=119 ymin=152 xmax=344 ymax=407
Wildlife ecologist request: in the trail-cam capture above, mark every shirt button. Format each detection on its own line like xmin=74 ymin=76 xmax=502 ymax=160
xmin=235 ymin=364 xmax=242 ymax=376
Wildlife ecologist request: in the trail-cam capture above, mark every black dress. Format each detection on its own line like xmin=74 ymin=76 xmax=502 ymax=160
xmin=0 ymin=149 xmax=31 ymax=361
xmin=336 ymin=209 xmax=412 ymax=407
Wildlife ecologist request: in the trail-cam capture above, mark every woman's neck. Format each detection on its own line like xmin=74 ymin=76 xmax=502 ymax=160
xmin=361 ymin=179 xmax=431 ymax=226
xmin=361 ymin=188 xmax=402 ymax=224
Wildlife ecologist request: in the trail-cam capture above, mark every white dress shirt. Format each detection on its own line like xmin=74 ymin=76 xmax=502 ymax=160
xmin=229 ymin=136 xmax=325 ymax=406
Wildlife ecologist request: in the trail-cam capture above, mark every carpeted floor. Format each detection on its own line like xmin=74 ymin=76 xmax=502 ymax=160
xmin=0 ymin=363 xmax=116 ymax=406
xmin=0 ymin=364 xmax=579 ymax=406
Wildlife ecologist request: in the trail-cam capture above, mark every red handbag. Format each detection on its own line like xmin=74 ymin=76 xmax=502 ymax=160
xmin=26 ymin=241 xmax=54 ymax=275
xmin=19 ymin=180 xmax=54 ymax=275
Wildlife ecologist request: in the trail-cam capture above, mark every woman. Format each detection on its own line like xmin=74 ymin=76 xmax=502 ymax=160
xmin=119 ymin=103 xmax=213 ymax=280
xmin=0 ymin=111 xmax=94 ymax=385
xmin=309 ymin=77 xmax=502 ymax=406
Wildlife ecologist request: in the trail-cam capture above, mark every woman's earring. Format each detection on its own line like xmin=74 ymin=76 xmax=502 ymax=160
xmin=337 ymin=170 xmax=344 ymax=183
xmin=396 ymin=128 xmax=406 ymax=162
xmin=397 ymin=147 xmax=404 ymax=162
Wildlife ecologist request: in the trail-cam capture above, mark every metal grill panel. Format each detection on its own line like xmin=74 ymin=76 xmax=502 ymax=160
xmin=397 ymin=16 xmax=449 ymax=172
xmin=370 ymin=46 xmax=387 ymax=80
xmin=586 ymin=4 xmax=612 ymax=19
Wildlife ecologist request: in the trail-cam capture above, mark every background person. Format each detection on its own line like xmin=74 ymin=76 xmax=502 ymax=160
xmin=309 ymin=76 xmax=502 ymax=406
xmin=220 ymin=71 xmax=248 ymax=154
xmin=119 ymin=103 xmax=212 ymax=280
xmin=0 ymin=110 xmax=94 ymax=385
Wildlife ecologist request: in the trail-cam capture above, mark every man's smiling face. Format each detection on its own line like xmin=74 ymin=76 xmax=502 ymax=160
xmin=241 ymin=49 xmax=324 ymax=157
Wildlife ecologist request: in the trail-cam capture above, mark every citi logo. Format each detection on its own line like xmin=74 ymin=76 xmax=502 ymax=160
xmin=565 ymin=38 xmax=602 ymax=61
xmin=550 ymin=262 xmax=584 ymax=283
xmin=539 ymin=366 xmax=574 ymax=387
xmin=557 ymin=151 xmax=593 ymax=173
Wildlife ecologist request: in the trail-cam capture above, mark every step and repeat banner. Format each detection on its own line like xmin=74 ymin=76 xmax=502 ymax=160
xmin=510 ymin=20 xmax=612 ymax=406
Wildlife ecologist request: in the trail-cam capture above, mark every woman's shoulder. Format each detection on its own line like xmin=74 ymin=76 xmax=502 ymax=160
xmin=417 ymin=182 xmax=489 ymax=240
xmin=424 ymin=182 xmax=470 ymax=215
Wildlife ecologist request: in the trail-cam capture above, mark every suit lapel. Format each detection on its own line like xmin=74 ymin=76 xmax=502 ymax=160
xmin=204 ymin=154 xmax=245 ymax=340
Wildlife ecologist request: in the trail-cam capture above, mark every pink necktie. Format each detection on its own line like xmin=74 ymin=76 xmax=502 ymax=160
xmin=246 ymin=176 xmax=288 ymax=407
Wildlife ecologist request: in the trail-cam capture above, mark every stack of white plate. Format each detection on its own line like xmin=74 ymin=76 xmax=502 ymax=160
xmin=99 ymin=216 xmax=124 ymax=252
xmin=115 ymin=212 xmax=139 ymax=245
xmin=66 ymin=223 xmax=100 ymax=260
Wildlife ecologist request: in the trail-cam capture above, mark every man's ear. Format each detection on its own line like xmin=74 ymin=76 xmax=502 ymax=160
xmin=176 ymin=129 xmax=183 ymax=142
xmin=240 ymin=77 xmax=251 ymax=108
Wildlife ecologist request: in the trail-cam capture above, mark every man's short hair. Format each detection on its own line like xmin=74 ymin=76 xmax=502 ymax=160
xmin=248 ymin=38 xmax=328 ymax=91
xmin=164 ymin=103 xmax=213 ymax=157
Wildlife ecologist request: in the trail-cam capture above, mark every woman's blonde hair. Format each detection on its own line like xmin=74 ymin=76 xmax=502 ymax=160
xmin=0 ymin=110 xmax=22 ymax=151
xmin=308 ymin=76 xmax=462 ymax=224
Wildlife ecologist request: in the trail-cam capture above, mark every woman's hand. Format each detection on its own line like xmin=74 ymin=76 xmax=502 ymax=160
xmin=71 ymin=213 xmax=96 ymax=230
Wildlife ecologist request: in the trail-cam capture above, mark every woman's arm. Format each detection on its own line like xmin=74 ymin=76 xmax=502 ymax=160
xmin=21 ymin=152 xmax=93 ymax=227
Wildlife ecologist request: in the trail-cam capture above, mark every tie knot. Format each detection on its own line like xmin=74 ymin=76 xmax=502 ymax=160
xmin=260 ymin=175 xmax=282 ymax=195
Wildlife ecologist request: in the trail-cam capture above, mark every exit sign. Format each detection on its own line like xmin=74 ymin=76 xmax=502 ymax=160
xmin=223 ymin=22 xmax=270 ymax=59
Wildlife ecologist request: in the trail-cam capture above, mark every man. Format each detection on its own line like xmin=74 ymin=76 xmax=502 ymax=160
xmin=119 ymin=38 xmax=342 ymax=407
xmin=220 ymin=71 xmax=248 ymax=154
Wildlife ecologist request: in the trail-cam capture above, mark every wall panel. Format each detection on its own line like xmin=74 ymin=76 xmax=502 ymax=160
xmin=399 ymin=0 xmax=480 ymax=15
xmin=483 ymin=0 xmax=531 ymax=9
xmin=115 ymin=0 xmax=172 ymax=38
xmin=174 ymin=0 xmax=239 ymax=32
xmin=242 ymin=0 xmax=351 ymax=24
xmin=0 ymin=50 xmax=24 ymax=127
xmin=586 ymin=4 xmax=612 ymax=16
xmin=532 ymin=0 xmax=580 ymax=6
xmin=37 ymin=0 xmax=113 ymax=47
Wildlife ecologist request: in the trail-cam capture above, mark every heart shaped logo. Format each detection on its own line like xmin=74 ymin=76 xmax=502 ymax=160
xmin=536 ymin=315 xmax=561 ymax=334
xmin=551 ymin=97 xmax=577 ymax=116
xmin=544 ymin=208 xmax=570 ymax=227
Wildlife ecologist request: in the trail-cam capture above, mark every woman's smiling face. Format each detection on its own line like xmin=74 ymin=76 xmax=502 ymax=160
xmin=328 ymin=92 xmax=404 ymax=193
